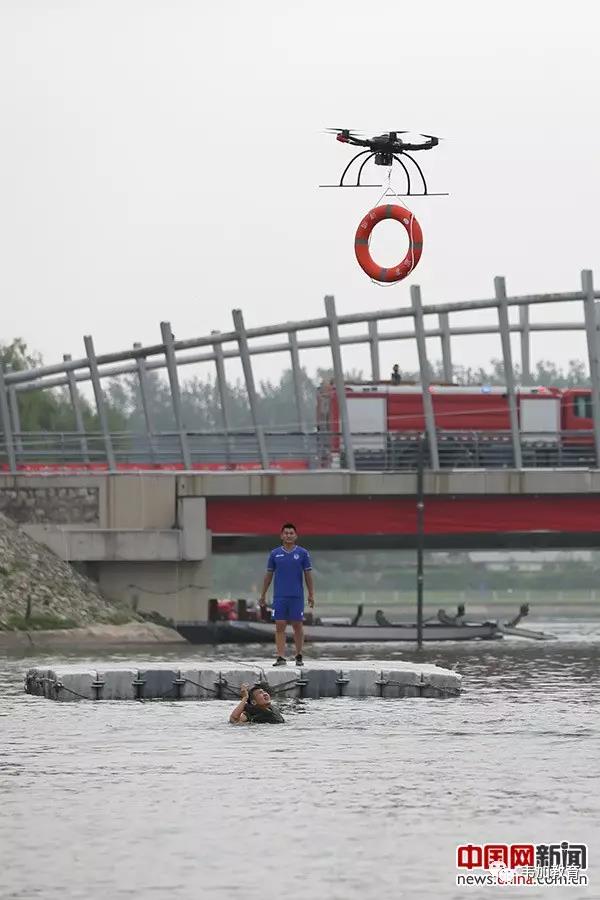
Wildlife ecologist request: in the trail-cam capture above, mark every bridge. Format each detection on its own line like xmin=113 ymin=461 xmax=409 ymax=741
xmin=3 ymin=271 xmax=600 ymax=622
xmin=2 ymin=271 xmax=600 ymax=473
xmin=2 ymin=468 xmax=600 ymax=622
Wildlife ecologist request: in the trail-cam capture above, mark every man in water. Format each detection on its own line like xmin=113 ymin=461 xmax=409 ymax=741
xmin=229 ymin=683 xmax=285 ymax=724
xmin=259 ymin=522 xmax=314 ymax=667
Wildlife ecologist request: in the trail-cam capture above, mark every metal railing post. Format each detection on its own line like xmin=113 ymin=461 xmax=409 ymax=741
xmin=411 ymin=285 xmax=439 ymax=469
xmin=495 ymin=277 xmax=522 ymax=469
xmin=368 ymin=320 xmax=381 ymax=382
xmin=519 ymin=305 xmax=531 ymax=383
xmin=324 ymin=295 xmax=355 ymax=470
xmin=160 ymin=322 xmax=192 ymax=470
xmin=63 ymin=353 xmax=90 ymax=462
xmin=416 ymin=431 xmax=425 ymax=649
xmin=231 ymin=309 xmax=269 ymax=469
xmin=439 ymin=312 xmax=453 ymax=382
xmin=0 ymin=366 xmax=17 ymax=472
xmin=7 ymin=382 xmax=23 ymax=455
xmin=133 ymin=343 xmax=157 ymax=464
xmin=211 ymin=330 xmax=234 ymax=464
xmin=582 ymin=270 xmax=600 ymax=465
xmin=288 ymin=330 xmax=311 ymax=464
xmin=83 ymin=336 xmax=116 ymax=470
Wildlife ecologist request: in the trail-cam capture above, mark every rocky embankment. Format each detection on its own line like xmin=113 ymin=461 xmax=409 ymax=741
xmin=0 ymin=512 xmax=185 ymax=647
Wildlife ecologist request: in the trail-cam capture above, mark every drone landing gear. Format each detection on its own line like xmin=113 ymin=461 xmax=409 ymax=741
xmin=320 ymin=148 xmax=440 ymax=195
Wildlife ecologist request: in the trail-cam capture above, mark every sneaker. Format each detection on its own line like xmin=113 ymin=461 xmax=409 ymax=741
xmin=295 ymin=654 xmax=303 ymax=667
xmin=272 ymin=656 xmax=287 ymax=667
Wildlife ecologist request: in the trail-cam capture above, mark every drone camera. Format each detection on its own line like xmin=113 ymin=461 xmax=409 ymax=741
xmin=375 ymin=151 xmax=393 ymax=167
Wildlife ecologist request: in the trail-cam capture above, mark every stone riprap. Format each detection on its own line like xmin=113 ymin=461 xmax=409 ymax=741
xmin=0 ymin=512 xmax=130 ymax=629
xmin=0 ymin=486 xmax=99 ymax=524
xmin=24 ymin=659 xmax=462 ymax=701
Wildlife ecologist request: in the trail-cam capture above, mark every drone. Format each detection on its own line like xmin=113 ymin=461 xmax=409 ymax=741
xmin=321 ymin=128 xmax=445 ymax=195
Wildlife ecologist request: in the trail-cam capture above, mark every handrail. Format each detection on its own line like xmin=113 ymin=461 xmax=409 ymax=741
xmin=1 ymin=271 xmax=599 ymax=473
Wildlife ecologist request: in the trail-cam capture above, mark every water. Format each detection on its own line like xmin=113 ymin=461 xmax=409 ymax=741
xmin=1 ymin=621 xmax=599 ymax=900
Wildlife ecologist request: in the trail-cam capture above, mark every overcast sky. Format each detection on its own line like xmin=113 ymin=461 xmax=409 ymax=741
xmin=1 ymin=0 xmax=599 ymax=387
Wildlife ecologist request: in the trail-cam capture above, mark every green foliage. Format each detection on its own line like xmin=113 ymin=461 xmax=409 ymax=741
xmin=1 ymin=612 xmax=79 ymax=631
xmin=1 ymin=338 xmax=128 ymax=433
xmin=401 ymin=358 xmax=591 ymax=388
xmin=1 ymin=336 xmax=592 ymax=436
xmin=138 ymin=609 xmax=176 ymax=628
xmin=103 ymin=609 xmax=137 ymax=625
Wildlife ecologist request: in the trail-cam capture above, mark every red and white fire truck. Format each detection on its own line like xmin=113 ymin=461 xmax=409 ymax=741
xmin=316 ymin=381 xmax=595 ymax=468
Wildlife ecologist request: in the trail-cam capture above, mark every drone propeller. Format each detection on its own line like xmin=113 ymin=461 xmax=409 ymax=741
xmin=383 ymin=130 xmax=443 ymax=140
xmin=325 ymin=128 xmax=363 ymax=135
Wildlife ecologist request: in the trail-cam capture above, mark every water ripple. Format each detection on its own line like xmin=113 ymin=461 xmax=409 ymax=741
xmin=1 ymin=626 xmax=599 ymax=899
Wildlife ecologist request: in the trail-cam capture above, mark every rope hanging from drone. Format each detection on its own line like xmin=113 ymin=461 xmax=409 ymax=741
xmin=354 ymin=203 xmax=423 ymax=284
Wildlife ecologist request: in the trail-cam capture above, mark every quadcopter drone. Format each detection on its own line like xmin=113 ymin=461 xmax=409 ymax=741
xmin=321 ymin=128 xmax=445 ymax=196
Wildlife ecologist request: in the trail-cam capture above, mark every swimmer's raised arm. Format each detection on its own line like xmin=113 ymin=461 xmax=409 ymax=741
xmin=229 ymin=683 xmax=250 ymax=724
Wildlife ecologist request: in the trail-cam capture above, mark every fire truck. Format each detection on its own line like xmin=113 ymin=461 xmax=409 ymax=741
xmin=316 ymin=381 xmax=596 ymax=468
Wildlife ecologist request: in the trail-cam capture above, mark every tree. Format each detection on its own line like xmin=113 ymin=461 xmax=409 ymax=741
xmin=1 ymin=338 xmax=127 ymax=433
xmin=1 ymin=336 xmax=594 ymax=436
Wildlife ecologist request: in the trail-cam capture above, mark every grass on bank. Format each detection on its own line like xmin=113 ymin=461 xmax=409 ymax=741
xmin=0 ymin=609 xmax=136 ymax=632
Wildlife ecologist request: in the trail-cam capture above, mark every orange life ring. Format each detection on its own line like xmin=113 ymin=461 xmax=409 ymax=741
xmin=354 ymin=204 xmax=423 ymax=283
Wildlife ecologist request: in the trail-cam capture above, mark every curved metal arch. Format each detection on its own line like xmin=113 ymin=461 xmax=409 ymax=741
xmin=402 ymin=152 xmax=428 ymax=194
xmin=356 ymin=152 xmax=377 ymax=186
xmin=392 ymin=155 xmax=411 ymax=195
xmin=339 ymin=149 xmax=372 ymax=187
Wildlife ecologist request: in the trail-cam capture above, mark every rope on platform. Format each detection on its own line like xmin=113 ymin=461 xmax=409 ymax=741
xmin=30 ymin=676 xmax=91 ymax=701
xmin=57 ymin=682 xmax=94 ymax=700
xmin=218 ymin=681 xmax=247 ymax=699
xmin=181 ymin=676 xmax=220 ymax=696
xmin=380 ymin=677 xmax=460 ymax=697
xmin=181 ymin=675 xmax=241 ymax=698
xmin=267 ymin=678 xmax=304 ymax=695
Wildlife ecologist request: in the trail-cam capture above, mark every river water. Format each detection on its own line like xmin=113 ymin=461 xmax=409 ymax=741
xmin=1 ymin=620 xmax=599 ymax=900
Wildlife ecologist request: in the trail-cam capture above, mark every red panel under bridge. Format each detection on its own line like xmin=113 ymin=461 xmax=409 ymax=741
xmin=207 ymin=495 xmax=600 ymax=551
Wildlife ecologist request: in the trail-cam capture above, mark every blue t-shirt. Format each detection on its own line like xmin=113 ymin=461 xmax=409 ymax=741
xmin=267 ymin=545 xmax=312 ymax=600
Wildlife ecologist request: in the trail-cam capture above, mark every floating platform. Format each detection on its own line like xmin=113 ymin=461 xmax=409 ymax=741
xmin=24 ymin=659 xmax=462 ymax=702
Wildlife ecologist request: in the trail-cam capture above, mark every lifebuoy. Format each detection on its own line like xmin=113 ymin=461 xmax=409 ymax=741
xmin=354 ymin=204 xmax=423 ymax=283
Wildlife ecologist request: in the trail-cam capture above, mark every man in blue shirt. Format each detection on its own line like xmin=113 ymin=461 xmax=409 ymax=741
xmin=259 ymin=522 xmax=314 ymax=667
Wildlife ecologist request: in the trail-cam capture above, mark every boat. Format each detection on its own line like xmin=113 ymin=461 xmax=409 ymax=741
xmin=497 ymin=624 xmax=557 ymax=640
xmin=175 ymin=601 xmax=556 ymax=645
xmin=493 ymin=603 xmax=558 ymax=641
xmin=176 ymin=617 xmax=501 ymax=644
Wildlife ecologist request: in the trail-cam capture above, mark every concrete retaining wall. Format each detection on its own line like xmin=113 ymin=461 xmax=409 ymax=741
xmin=0 ymin=485 xmax=99 ymax=524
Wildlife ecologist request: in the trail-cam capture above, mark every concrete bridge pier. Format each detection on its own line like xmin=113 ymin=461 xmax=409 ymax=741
xmin=0 ymin=474 xmax=212 ymax=624
xmin=81 ymin=489 xmax=213 ymax=623
xmin=82 ymin=556 xmax=212 ymax=624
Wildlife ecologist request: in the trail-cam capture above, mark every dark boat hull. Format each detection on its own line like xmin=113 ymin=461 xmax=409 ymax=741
xmin=176 ymin=620 xmax=501 ymax=644
xmin=499 ymin=624 xmax=557 ymax=641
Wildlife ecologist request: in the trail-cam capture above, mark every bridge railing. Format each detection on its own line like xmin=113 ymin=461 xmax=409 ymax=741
xmin=1 ymin=270 xmax=600 ymax=473
xmin=0 ymin=429 xmax=596 ymax=472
